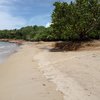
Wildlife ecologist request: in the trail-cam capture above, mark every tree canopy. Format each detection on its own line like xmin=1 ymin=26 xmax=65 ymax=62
xmin=51 ymin=0 xmax=100 ymax=41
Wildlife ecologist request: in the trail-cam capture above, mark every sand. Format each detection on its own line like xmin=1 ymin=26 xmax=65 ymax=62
xmin=34 ymin=41 xmax=100 ymax=100
xmin=0 ymin=41 xmax=100 ymax=100
xmin=0 ymin=43 xmax=63 ymax=100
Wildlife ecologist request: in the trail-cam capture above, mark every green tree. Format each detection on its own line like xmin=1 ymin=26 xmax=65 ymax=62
xmin=51 ymin=0 xmax=100 ymax=41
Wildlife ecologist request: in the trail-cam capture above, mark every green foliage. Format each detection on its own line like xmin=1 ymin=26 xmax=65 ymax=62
xmin=0 ymin=26 xmax=54 ymax=41
xmin=33 ymin=27 xmax=56 ymax=41
xmin=51 ymin=0 xmax=100 ymax=41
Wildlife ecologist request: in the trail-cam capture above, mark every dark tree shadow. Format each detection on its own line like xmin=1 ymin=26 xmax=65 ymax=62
xmin=50 ymin=41 xmax=82 ymax=52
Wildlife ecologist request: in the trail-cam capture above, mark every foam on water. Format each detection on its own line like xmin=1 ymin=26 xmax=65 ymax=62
xmin=0 ymin=42 xmax=19 ymax=63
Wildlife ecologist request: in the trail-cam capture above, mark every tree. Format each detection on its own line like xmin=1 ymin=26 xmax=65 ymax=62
xmin=51 ymin=0 xmax=100 ymax=41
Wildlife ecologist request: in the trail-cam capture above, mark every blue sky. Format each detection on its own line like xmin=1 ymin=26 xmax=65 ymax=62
xmin=0 ymin=0 xmax=73 ymax=29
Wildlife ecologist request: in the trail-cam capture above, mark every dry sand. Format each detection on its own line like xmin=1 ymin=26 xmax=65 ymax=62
xmin=34 ymin=41 xmax=100 ymax=100
xmin=0 ymin=41 xmax=100 ymax=100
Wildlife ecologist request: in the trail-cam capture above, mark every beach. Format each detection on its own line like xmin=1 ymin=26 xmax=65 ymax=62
xmin=0 ymin=41 xmax=100 ymax=100
xmin=0 ymin=42 xmax=19 ymax=63
xmin=0 ymin=42 xmax=63 ymax=100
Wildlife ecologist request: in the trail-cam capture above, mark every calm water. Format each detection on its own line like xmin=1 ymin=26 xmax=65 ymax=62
xmin=0 ymin=42 xmax=19 ymax=63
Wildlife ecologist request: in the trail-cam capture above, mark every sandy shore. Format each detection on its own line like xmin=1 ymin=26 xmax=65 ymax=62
xmin=0 ymin=39 xmax=24 ymax=45
xmin=0 ymin=42 xmax=63 ymax=100
xmin=34 ymin=41 xmax=100 ymax=100
xmin=0 ymin=41 xmax=100 ymax=100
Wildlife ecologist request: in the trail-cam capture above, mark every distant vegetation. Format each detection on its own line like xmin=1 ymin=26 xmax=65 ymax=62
xmin=0 ymin=0 xmax=100 ymax=41
xmin=0 ymin=26 xmax=54 ymax=41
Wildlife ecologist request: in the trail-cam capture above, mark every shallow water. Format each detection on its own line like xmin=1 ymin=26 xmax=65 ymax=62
xmin=0 ymin=42 xmax=19 ymax=63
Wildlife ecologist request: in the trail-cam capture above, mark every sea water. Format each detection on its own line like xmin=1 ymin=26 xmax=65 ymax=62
xmin=0 ymin=42 xmax=19 ymax=63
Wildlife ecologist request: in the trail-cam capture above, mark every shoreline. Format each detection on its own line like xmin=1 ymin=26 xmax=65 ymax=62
xmin=0 ymin=41 xmax=21 ymax=64
xmin=0 ymin=43 xmax=63 ymax=100
xmin=0 ymin=39 xmax=100 ymax=51
xmin=0 ymin=39 xmax=25 ymax=45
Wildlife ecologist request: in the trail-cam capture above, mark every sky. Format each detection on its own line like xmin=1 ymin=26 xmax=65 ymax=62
xmin=0 ymin=0 xmax=73 ymax=30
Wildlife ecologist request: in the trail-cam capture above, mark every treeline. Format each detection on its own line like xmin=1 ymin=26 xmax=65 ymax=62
xmin=0 ymin=0 xmax=100 ymax=41
xmin=0 ymin=26 xmax=54 ymax=41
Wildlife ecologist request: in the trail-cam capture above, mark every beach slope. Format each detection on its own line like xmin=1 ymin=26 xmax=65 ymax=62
xmin=0 ymin=43 xmax=63 ymax=100
xmin=0 ymin=41 xmax=100 ymax=100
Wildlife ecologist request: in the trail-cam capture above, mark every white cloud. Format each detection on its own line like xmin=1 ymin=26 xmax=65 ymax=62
xmin=0 ymin=12 xmax=26 ymax=30
xmin=45 ymin=22 xmax=51 ymax=28
xmin=27 ymin=14 xmax=51 ymax=26
xmin=0 ymin=0 xmax=9 ymax=4
xmin=0 ymin=0 xmax=27 ymax=29
xmin=0 ymin=0 xmax=51 ymax=29
xmin=0 ymin=0 xmax=74 ymax=29
xmin=0 ymin=0 xmax=14 ymax=5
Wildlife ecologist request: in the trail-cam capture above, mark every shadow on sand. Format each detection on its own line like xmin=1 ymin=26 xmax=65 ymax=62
xmin=49 ymin=41 xmax=82 ymax=52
